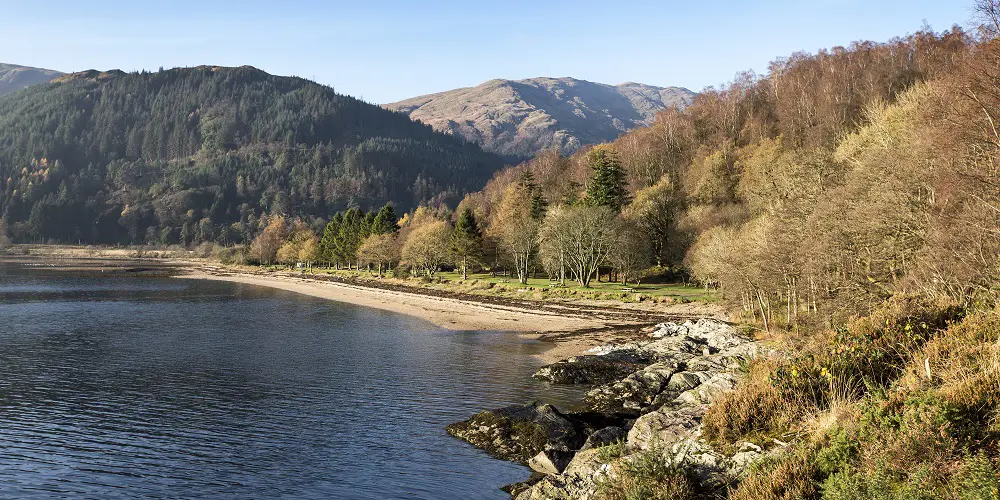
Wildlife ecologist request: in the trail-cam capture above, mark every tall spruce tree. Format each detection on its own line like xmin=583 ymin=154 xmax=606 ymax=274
xmin=372 ymin=203 xmax=400 ymax=235
xmin=585 ymin=147 xmax=629 ymax=212
xmin=451 ymin=208 xmax=484 ymax=280
xmin=319 ymin=213 xmax=342 ymax=267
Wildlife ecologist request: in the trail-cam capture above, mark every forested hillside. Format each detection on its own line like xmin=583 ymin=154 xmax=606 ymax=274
xmin=461 ymin=27 xmax=971 ymax=322
xmin=428 ymin=24 xmax=1000 ymax=496
xmin=0 ymin=66 xmax=505 ymax=245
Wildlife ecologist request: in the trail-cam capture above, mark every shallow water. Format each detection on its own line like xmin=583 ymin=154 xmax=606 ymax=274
xmin=0 ymin=263 xmax=584 ymax=499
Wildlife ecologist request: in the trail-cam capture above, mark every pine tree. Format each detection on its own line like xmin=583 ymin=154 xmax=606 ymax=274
xmin=451 ymin=208 xmax=484 ymax=280
xmin=518 ymin=170 xmax=548 ymax=219
xmin=372 ymin=203 xmax=400 ymax=235
xmin=319 ymin=214 xmax=342 ymax=267
xmin=339 ymin=208 xmax=363 ymax=269
xmin=584 ymin=147 xmax=629 ymax=212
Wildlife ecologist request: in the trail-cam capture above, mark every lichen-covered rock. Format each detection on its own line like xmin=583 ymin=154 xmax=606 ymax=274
xmin=585 ymin=362 xmax=680 ymax=414
xmin=452 ymin=318 xmax=769 ymax=499
xmin=445 ymin=402 xmax=581 ymax=463
xmin=674 ymin=372 xmax=740 ymax=406
xmin=666 ymin=371 xmax=711 ymax=392
xmin=627 ymin=405 xmax=705 ymax=451
xmin=533 ymin=350 xmax=650 ymax=385
xmin=515 ymin=449 xmax=609 ymax=500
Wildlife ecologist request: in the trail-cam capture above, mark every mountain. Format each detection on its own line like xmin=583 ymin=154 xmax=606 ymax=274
xmin=0 ymin=66 xmax=505 ymax=245
xmin=386 ymin=77 xmax=696 ymax=158
xmin=0 ymin=63 xmax=62 ymax=94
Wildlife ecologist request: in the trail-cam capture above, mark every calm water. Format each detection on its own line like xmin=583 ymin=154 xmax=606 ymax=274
xmin=0 ymin=263 xmax=583 ymax=499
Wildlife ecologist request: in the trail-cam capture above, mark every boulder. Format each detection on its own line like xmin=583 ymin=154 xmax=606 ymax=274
xmin=528 ymin=448 xmax=575 ymax=475
xmin=666 ymin=371 xmax=710 ymax=392
xmin=533 ymin=350 xmax=650 ymax=385
xmin=674 ymin=372 xmax=740 ymax=406
xmin=579 ymin=426 xmax=626 ymax=452
xmin=585 ymin=362 xmax=680 ymax=415
xmin=502 ymin=473 xmax=545 ymax=497
xmin=627 ymin=405 xmax=705 ymax=451
xmin=445 ymin=402 xmax=582 ymax=463
xmin=515 ymin=449 xmax=610 ymax=500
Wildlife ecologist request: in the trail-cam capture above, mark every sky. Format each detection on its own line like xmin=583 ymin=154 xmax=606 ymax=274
xmin=0 ymin=0 xmax=976 ymax=104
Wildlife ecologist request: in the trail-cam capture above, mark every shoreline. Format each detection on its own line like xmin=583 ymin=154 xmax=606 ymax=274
xmin=0 ymin=250 xmax=724 ymax=363
xmin=179 ymin=267 xmax=604 ymax=335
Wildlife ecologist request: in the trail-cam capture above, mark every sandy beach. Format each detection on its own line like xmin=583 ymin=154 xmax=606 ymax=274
xmin=179 ymin=268 xmax=606 ymax=333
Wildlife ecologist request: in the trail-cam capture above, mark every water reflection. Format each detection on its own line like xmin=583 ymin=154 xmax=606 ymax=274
xmin=0 ymin=263 xmax=583 ymax=499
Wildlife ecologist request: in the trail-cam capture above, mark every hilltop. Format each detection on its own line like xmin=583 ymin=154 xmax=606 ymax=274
xmin=0 ymin=63 xmax=62 ymax=94
xmin=386 ymin=77 xmax=695 ymax=158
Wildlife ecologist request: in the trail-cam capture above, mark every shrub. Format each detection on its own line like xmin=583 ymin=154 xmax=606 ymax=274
xmin=215 ymin=246 xmax=248 ymax=265
xmin=729 ymin=446 xmax=818 ymax=500
xmin=596 ymin=449 xmax=696 ymax=500
xmin=595 ymin=439 xmax=628 ymax=463
xmin=391 ymin=263 xmax=412 ymax=279
xmin=703 ymin=360 xmax=805 ymax=451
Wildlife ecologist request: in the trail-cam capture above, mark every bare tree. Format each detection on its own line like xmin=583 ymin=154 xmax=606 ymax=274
xmin=977 ymin=0 xmax=1000 ymax=38
xmin=538 ymin=205 xmax=618 ymax=288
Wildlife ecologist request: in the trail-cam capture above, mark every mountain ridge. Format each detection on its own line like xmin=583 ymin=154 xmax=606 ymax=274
xmin=0 ymin=63 xmax=63 ymax=94
xmin=386 ymin=77 xmax=696 ymax=158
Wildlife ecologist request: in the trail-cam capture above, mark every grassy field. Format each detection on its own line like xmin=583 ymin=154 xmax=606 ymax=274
xmin=298 ymin=267 xmax=720 ymax=304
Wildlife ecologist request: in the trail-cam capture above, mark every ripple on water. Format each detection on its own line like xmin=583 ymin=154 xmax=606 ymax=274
xmin=0 ymin=264 xmax=585 ymax=499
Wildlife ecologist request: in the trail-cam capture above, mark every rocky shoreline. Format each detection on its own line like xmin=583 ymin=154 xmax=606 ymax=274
xmin=447 ymin=319 xmax=769 ymax=498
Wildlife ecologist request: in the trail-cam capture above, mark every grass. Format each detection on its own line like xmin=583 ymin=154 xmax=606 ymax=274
xmin=295 ymin=267 xmax=720 ymax=305
xmin=711 ymin=299 xmax=1000 ymax=499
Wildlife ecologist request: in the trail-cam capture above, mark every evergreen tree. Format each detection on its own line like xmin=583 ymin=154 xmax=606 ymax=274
xmin=319 ymin=213 xmax=342 ymax=267
xmin=0 ymin=66 xmax=505 ymax=245
xmin=584 ymin=147 xmax=629 ymax=212
xmin=518 ymin=170 xmax=548 ymax=220
xmin=451 ymin=208 xmax=484 ymax=280
xmin=372 ymin=203 xmax=400 ymax=235
xmin=339 ymin=208 xmax=364 ymax=268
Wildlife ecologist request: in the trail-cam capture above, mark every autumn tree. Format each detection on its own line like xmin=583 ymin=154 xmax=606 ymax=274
xmin=250 ymin=215 xmax=289 ymax=265
xmin=358 ymin=233 xmax=397 ymax=277
xmin=490 ymin=183 xmax=539 ymax=284
xmin=623 ymin=176 xmax=682 ymax=266
xmin=276 ymin=221 xmax=317 ymax=267
xmin=402 ymin=220 xmax=452 ymax=277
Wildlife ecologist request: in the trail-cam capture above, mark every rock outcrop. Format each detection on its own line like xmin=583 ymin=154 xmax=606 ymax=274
xmin=448 ymin=318 xmax=770 ymax=498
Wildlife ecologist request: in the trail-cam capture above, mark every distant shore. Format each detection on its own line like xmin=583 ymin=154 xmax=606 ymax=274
xmin=0 ymin=246 xmax=723 ymax=362
xmin=180 ymin=266 xmax=602 ymax=334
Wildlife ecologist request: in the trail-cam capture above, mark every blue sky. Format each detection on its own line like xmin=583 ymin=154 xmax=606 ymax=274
xmin=0 ymin=0 xmax=975 ymax=103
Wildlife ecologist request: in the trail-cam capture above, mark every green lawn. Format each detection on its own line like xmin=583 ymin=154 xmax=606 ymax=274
xmin=306 ymin=267 xmax=719 ymax=303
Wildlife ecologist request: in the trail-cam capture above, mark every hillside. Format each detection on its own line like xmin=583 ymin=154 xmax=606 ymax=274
xmin=448 ymin=26 xmax=1000 ymax=498
xmin=386 ymin=77 xmax=695 ymax=158
xmin=0 ymin=63 xmax=62 ymax=94
xmin=0 ymin=66 xmax=505 ymax=245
